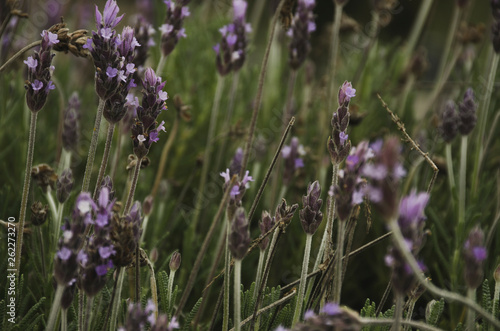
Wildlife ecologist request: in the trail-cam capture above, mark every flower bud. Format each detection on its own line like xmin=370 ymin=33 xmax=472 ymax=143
xmin=56 ymin=169 xmax=74 ymax=203
xmin=299 ymin=181 xmax=323 ymax=235
xmin=229 ymin=208 xmax=251 ymax=260
xmin=169 ymin=251 xmax=181 ymax=272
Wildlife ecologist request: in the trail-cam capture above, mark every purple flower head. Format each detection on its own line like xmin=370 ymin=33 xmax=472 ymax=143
xmin=321 ymin=302 xmax=341 ymax=316
xmin=288 ymin=0 xmax=316 ymax=70
xmin=99 ymin=245 xmax=116 ymax=259
xmin=229 ymin=147 xmax=243 ymax=176
xmin=160 ymin=0 xmax=191 ymax=56
xmin=117 ymin=26 xmax=141 ymax=61
xmin=304 ymin=309 xmax=316 ymax=320
xmin=32 ymin=80 xmax=43 ymax=91
xmin=339 ymin=131 xmax=348 ymax=145
xmin=258 ymin=211 xmax=275 ymax=250
xmin=457 ymin=88 xmax=477 ymax=135
xmin=57 ymin=247 xmax=72 ymax=261
xmin=95 ymin=260 xmax=113 ymax=276
xmin=74 ymin=192 xmax=97 ymax=225
xmin=95 ymin=187 xmax=115 ymax=228
xmin=233 ymin=0 xmax=247 ymax=21
xmin=106 ymin=66 xmax=118 ymax=78
xmin=24 ymin=56 xmax=37 ymax=70
xmin=463 ymin=226 xmax=487 ymax=289
xmin=299 ymin=181 xmax=323 ymax=234
xmin=282 ymin=137 xmax=306 ymax=186
xmin=95 ymin=0 xmax=124 ymax=30
xmin=338 ymin=81 xmax=356 ymax=106
xmin=41 ymin=30 xmax=59 ymax=47
xmin=228 ymin=207 xmax=251 ymax=259
xmin=439 ymin=100 xmax=459 ymax=143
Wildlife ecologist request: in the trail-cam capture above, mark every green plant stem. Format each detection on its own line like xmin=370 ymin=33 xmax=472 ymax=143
xmin=437 ymin=6 xmax=460 ymax=79
xmin=109 ymin=129 xmax=122 ymax=180
xmin=151 ymin=112 xmax=179 ymax=198
xmin=37 ymin=227 xmax=46 ymax=277
xmin=316 ymin=164 xmax=339 ymax=269
xmin=466 ymin=288 xmax=476 ymax=331
xmin=240 ymin=0 xmax=286 ymax=177
xmin=147 ymin=261 xmax=159 ymax=319
xmin=253 ymin=249 xmax=266 ymax=302
xmin=176 ymin=176 xmax=235 ymax=316
xmin=47 ymin=284 xmax=64 ymax=331
xmin=333 ymin=220 xmax=346 ymax=303
xmin=393 ymin=293 xmax=403 ymax=331
xmin=124 ymin=158 xmax=142 ymax=214
xmin=445 ymin=143 xmax=456 ymax=191
xmin=359 ymin=317 xmax=444 ymax=331
xmin=93 ymin=122 xmax=115 ymax=199
xmin=0 ymin=40 xmax=41 ymax=73
xmin=387 ymin=218 xmax=500 ymax=329
xmin=79 ymin=290 xmax=84 ymax=331
xmin=82 ymin=98 xmax=105 ymax=192
xmin=46 ymin=189 xmax=58 ymax=223
xmin=292 ymin=233 xmax=312 ymax=326
xmin=192 ymin=74 xmax=225 ymax=229
xmin=215 ymin=71 xmax=240 ymax=173
xmin=61 ymin=308 xmax=68 ymax=331
xmin=327 ymin=2 xmax=343 ymax=109
xmin=233 ymin=259 xmax=242 ymax=331
xmin=15 ymin=111 xmax=37 ymax=277
xmin=135 ymin=246 xmax=140 ymax=302
xmin=84 ymin=296 xmax=94 ymax=331
xmin=404 ymin=0 xmax=434 ymax=61
xmin=156 ymin=54 xmax=167 ymax=76
xmin=222 ymin=214 xmax=231 ymax=331
xmin=473 ymin=52 xmax=500 ymax=194
xmin=168 ymin=269 xmax=176 ymax=307
xmin=110 ymin=267 xmax=125 ymax=331
xmin=458 ymin=135 xmax=468 ymax=229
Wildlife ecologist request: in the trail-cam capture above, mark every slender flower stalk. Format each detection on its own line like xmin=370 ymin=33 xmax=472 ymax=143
xmin=168 ymin=251 xmax=181 ymax=306
xmin=233 ymin=259 xmax=242 ymax=331
xmin=93 ymin=123 xmax=115 ymax=199
xmin=436 ymin=4 xmax=461 ymax=79
xmin=16 ymin=29 xmax=58 ymax=276
xmin=253 ymin=211 xmax=274 ymax=301
xmin=47 ymin=284 xmax=65 ymax=331
xmin=222 ymin=213 xmax=231 ymax=331
xmin=293 ymin=233 xmax=312 ymax=325
xmin=404 ymin=0 xmax=434 ymax=61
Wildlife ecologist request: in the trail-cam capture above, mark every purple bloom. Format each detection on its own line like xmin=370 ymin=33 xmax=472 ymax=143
xmin=338 ymin=81 xmax=356 ymax=106
xmin=31 ymin=80 xmax=43 ymax=91
xmin=282 ymin=137 xmax=306 ymax=186
xmin=299 ymin=181 xmax=323 ymax=235
xmin=463 ymin=226 xmax=487 ymax=289
xmin=24 ymin=56 xmax=37 ymax=69
xmin=288 ymin=0 xmax=316 ymax=69
xmin=57 ymin=247 xmax=72 ymax=261
xmin=42 ymin=30 xmax=59 ymax=46
xmin=220 ymin=169 xmax=231 ymax=183
xmin=339 ymin=131 xmax=348 ymax=145
xmin=47 ymin=81 xmax=55 ymax=90
xmin=321 ymin=302 xmax=341 ymax=315
xmin=96 ymin=0 xmax=124 ymax=29
xmin=160 ymin=0 xmax=191 ymax=56
xmin=95 ymin=187 xmax=115 ymax=228
xmin=304 ymin=309 xmax=316 ymax=320
xmin=98 ymin=245 xmax=116 ymax=259
xmin=77 ymin=250 xmax=88 ymax=265
xmin=106 ymin=67 xmax=118 ymax=78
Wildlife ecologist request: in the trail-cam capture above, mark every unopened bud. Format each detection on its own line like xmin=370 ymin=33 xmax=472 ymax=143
xmin=150 ymin=247 xmax=159 ymax=263
xmin=169 ymin=251 xmax=181 ymax=272
xmin=143 ymin=195 xmax=154 ymax=216
xmin=56 ymin=169 xmax=74 ymax=203
xmin=30 ymin=201 xmax=49 ymax=226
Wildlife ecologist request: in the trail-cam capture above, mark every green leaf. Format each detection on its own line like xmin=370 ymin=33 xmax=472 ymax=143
xmin=157 ymin=271 xmax=169 ymax=314
xmin=18 ymin=297 xmax=45 ymax=329
xmin=182 ymin=297 xmax=202 ymax=331
xmin=426 ymin=298 xmax=445 ymax=327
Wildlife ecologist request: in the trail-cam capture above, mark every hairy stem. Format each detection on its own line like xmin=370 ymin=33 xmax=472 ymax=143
xmin=93 ymin=122 xmax=115 ymax=199
xmin=222 ymin=214 xmax=231 ymax=331
xmin=47 ymin=284 xmax=64 ymax=331
xmin=458 ymin=135 xmax=468 ymax=229
xmin=15 ymin=111 xmax=37 ymax=277
xmin=0 ymin=40 xmax=41 ymax=73
xmin=333 ymin=220 xmax=346 ymax=303
xmin=292 ymin=233 xmax=312 ymax=325
xmin=123 ymin=158 xmax=142 ymax=214
xmin=82 ymin=98 xmax=105 ymax=192
xmin=393 ymin=293 xmax=403 ymax=331
xmin=110 ymin=267 xmax=125 ymax=331
xmin=445 ymin=143 xmax=456 ymax=191
xmin=466 ymin=288 xmax=476 ymax=331
xmin=253 ymin=249 xmax=266 ymax=302
xmin=168 ymin=269 xmax=176 ymax=309
xmin=233 ymin=259 xmax=242 ymax=331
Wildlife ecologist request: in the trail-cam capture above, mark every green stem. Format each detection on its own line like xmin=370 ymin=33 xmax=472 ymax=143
xmin=404 ymin=0 xmax=434 ymax=61
xmin=0 ymin=40 xmax=41 ymax=73
xmin=222 ymin=214 xmax=231 ymax=331
xmin=393 ymin=293 xmax=403 ymax=331
xmin=82 ymin=98 xmax=105 ymax=192
xmin=192 ymin=75 xmax=225 ymax=229
xmin=168 ymin=269 xmax=176 ymax=308
xmin=93 ymin=122 xmax=115 ymax=199
xmin=47 ymin=284 xmax=65 ymax=331
xmin=387 ymin=218 xmax=500 ymax=329
xmin=83 ymin=296 xmax=94 ymax=331
xmin=240 ymin=0 xmax=286 ymax=176
xmin=109 ymin=127 xmax=123 ymax=180
xmin=233 ymin=259 xmax=242 ymax=331
xmin=437 ymin=6 xmax=460 ymax=79
xmin=445 ymin=143 xmax=456 ymax=191
xmin=135 ymin=246 xmax=140 ymax=302
xmin=333 ymin=220 xmax=346 ymax=303
xmin=292 ymin=233 xmax=312 ymax=326
xmin=156 ymin=54 xmax=167 ymax=76
xmin=110 ymin=268 xmax=125 ymax=331
xmin=327 ymin=3 xmax=343 ymax=110
xmin=148 ymin=261 xmax=159 ymax=319
xmin=466 ymin=288 xmax=476 ymax=331
xmin=253 ymin=250 xmax=266 ymax=302
xmin=458 ymin=135 xmax=468 ymax=229
xmin=123 ymin=158 xmax=142 ymax=215
xmin=15 ymin=111 xmax=37 ymax=277
xmin=37 ymin=227 xmax=46 ymax=277
xmin=61 ymin=308 xmax=68 ymax=331
xmin=359 ymin=317 xmax=444 ymax=331
xmin=473 ymin=52 xmax=500 ymax=194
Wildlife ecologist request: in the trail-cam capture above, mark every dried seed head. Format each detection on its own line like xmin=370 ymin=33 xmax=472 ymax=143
xmin=30 ymin=201 xmax=49 ymax=226
xmin=32 ymin=164 xmax=57 ymax=193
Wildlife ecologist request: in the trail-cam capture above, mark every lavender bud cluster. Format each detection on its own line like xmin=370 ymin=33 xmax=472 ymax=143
xmin=133 ymin=16 xmax=156 ymax=74
xmin=333 ymin=141 xmax=373 ymax=221
xmin=61 ymin=92 xmax=81 ymax=153
xmin=84 ymin=0 xmax=139 ymax=123
xmin=24 ymin=30 xmax=58 ymax=113
xmin=228 ymin=207 xmax=251 ymax=260
xmin=111 ymin=201 xmax=143 ymax=267
xmin=328 ymin=81 xmax=355 ymax=164
xmin=282 ymin=137 xmax=305 ymax=186
xmin=160 ymin=0 xmax=191 ymax=57
xmin=299 ymin=181 xmax=323 ymax=235
xmin=287 ymin=0 xmax=316 ymax=70
xmin=213 ymin=0 xmax=252 ymax=76
xmin=463 ymin=226 xmax=487 ymax=289
xmin=439 ymin=88 xmax=477 ymax=142
xmin=385 ymin=191 xmax=429 ymax=294
xmin=131 ymin=68 xmax=168 ymax=158
xmin=258 ymin=211 xmax=275 ymax=251
xmin=56 ymin=169 xmax=74 ymax=204
xmin=275 ymin=199 xmax=299 ymax=226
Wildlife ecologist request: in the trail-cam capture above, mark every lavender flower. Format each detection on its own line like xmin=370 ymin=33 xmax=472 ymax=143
xmin=131 ymin=68 xmax=168 ymax=158
xmin=258 ymin=211 xmax=275 ymax=250
xmin=328 ymin=81 xmax=355 ymax=164
xmin=363 ymin=137 xmax=406 ymax=219
xmin=133 ymin=16 xmax=156 ymax=75
xmin=287 ymin=0 xmax=316 ymax=70
xmin=214 ymin=0 xmax=251 ymax=75
xmin=229 ymin=147 xmax=244 ymax=177
xmin=334 ymin=141 xmax=373 ymax=221
xmin=160 ymin=0 xmax=191 ymax=56
xmin=299 ymin=181 xmax=323 ymax=235
xmin=463 ymin=226 xmax=487 ymax=289
xmin=119 ymin=300 xmax=179 ymax=331
xmin=282 ymin=137 xmax=305 ymax=186
xmin=228 ymin=207 xmax=251 ymax=260
xmin=457 ymin=88 xmax=477 ymax=135
xmin=439 ymin=100 xmax=459 ymax=143
xmin=24 ymin=30 xmax=58 ymax=112
xmin=385 ymin=191 xmax=429 ymax=294
xmin=62 ymin=92 xmax=81 ymax=152
xmin=56 ymin=169 xmax=74 ymax=203
xmin=111 ymin=201 xmax=142 ymax=267
xmin=220 ymin=168 xmax=254 ymax=206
